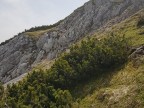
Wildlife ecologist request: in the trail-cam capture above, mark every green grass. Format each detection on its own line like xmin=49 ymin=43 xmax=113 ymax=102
xmin=71 ymin=61 xmax=144 ymax=108
xmin=24 ymin=29 xmax=50 ymax=39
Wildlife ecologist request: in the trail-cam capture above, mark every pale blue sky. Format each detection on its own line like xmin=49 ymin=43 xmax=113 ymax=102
xmin=0 ymin=0 xmax=89 ymax=43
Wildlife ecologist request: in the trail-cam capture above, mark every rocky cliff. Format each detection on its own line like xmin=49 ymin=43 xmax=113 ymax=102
xmin=1 ymin=0 xmax=144 ymax=83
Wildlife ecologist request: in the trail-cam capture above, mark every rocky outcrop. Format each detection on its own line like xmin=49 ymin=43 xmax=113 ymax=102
xmin=0 ymin=35 xmax=38 ymax=83
xmin=129 ymin=45 xmax=144 ymax=67
xmin=0 ymin=0 xmax=144 ymax=83
xmin=130 ymin=45 xmax=144 ymax=58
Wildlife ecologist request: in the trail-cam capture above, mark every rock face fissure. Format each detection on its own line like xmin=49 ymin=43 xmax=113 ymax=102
xmin=0 ymin=0 xmax=144 ymax=83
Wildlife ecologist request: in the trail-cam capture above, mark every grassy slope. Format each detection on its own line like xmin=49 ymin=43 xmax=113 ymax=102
xmin=23 ymin=20 xmax=63 ymax=39
xmin=24 ymin=29 xmax=51 ymax=39
xmin=71 ymin=10 xmax=144 ymax=108
xmin=72 ymin=62 xmax=144 ymax=108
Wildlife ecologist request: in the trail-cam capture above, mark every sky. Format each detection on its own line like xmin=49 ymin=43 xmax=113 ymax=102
xmin=0 ymin=0 xmax=89 ymax=43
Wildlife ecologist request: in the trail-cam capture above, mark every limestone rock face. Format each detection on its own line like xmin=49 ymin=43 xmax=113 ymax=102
xmin=0 ymin=35 xmax=37 ymax=83
xmin=0 ymin=0 xmax=144 ymax=83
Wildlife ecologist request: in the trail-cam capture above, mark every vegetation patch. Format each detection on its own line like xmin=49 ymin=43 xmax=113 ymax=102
xmin=24 ymin=29 xmax=51 ymax=39
xmin=137 ymin=18 xmax=144 ymax=28
xmin=25 ymin=20 xmax=62 ymax=33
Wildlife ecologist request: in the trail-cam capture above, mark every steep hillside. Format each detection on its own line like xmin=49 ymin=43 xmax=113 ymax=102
xmin=0 ymin=0 xmax=144 ymax=84
xmin=0 ymin=30 xmax=130 ymax=107
xmin=0 ymin=8 xmax=144 ymax=108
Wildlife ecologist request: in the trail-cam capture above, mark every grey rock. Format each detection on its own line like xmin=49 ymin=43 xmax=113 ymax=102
xmin=0 ymin=35 xmax=37 ymax=83
xmin=130 ymin=45 xmax=144 ymax=59
xmin=34 ymin=50 xmax=45 ymax=63
xmin=0 ymin=0 xmax=144 ymax=83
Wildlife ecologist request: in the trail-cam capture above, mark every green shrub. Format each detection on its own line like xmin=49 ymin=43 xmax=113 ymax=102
xmin=137 ymin=18 xmax=144 ymax=27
